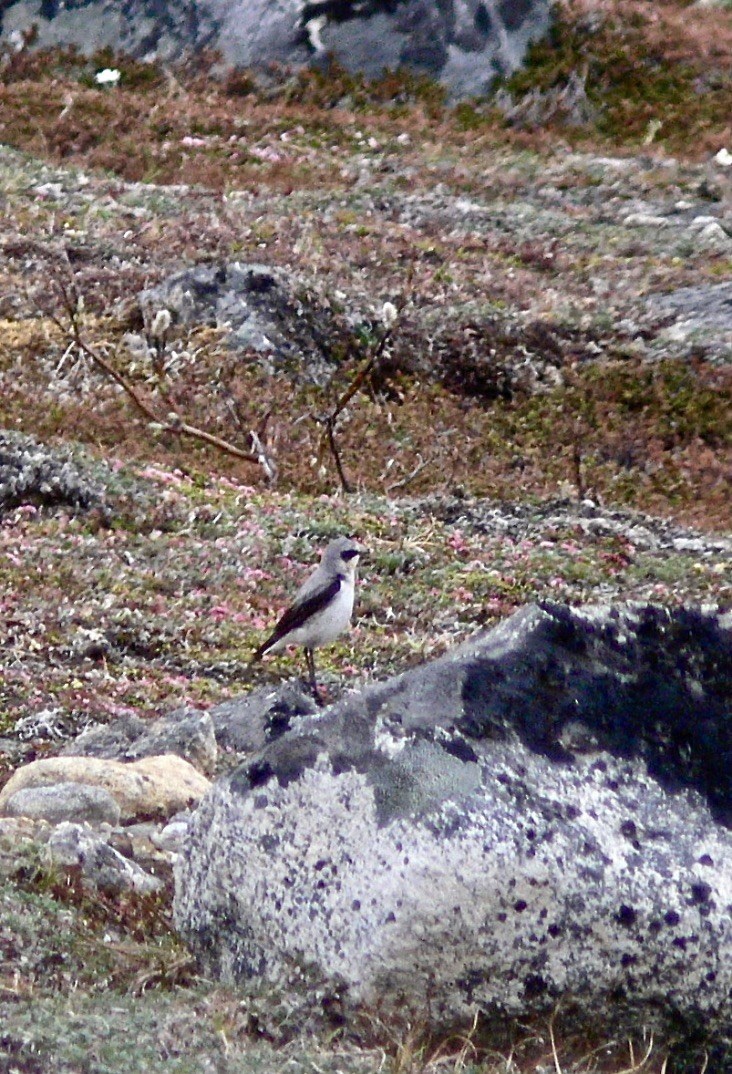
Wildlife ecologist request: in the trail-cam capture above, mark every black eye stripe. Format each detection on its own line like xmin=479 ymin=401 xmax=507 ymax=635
xmin=341 ymin=549 xmax=359 ymax=561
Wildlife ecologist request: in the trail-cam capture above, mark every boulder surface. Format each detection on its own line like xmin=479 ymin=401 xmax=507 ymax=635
xmin=174 ymin=601 xmax=732 ymax=1043
xmin=0 ymin=0 xmax=552 ymax=101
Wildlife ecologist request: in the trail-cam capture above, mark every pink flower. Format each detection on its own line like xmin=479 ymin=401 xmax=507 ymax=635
xmin=249 ymin=145 xmax=287 ymax=163
xmin=449 ymin=531 xmax=468 ymax=552
xmin=236 ymin=567 xmax=271 ymax=584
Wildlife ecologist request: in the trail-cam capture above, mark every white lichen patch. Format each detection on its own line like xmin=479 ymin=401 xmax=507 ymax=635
xmin=175 ymin=736 xmax=732 ymax=1028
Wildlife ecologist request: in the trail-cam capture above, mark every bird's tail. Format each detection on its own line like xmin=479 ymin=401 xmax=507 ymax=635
xmin=249 ymin=638 xmax=271 ymax=665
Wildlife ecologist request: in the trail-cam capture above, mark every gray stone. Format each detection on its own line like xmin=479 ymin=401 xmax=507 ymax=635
xmin=152 ymin=812 xmax=193 ymax=855
xmin=64 ymin=709 xmax=218 ymax=776
xmin=47 ymin=822 xmax=163 ymax=895
xmin=127 ymin=710 xmax=218 ymax=776
xmin=2 ymin=782 xmax=121 ymax=826
xmin=0 ymin=0 xmax=552 ymax=101
xmin=139 ymin=262 xmax=351 ymax=385
xmin=60 ymin=714 xmax=148 ymax=760
xmin=0 ymin=429 xmax=106 ymax=515
xmin=174 ymin=602 xmax=732 ymax=1046
xmin=110 ymin=821 xmax=177 ymax=882
xmin=209 ymin=681 xmax=318 ymax=756
xmin=0 ymin=737 xmax=35 ymax=768
xmin=648 ymin=280 xmax=732 ymax=356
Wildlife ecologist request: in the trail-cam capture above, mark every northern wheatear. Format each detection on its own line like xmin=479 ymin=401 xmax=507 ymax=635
xmin=252 ymin=536 xmax=361 ymax=696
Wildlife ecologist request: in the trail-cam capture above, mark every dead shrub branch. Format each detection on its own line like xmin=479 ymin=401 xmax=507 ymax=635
xmin=42 ymin=271 xmax=276 ymax=475
xmin=313 ymin=302 xmax=403 ymax=493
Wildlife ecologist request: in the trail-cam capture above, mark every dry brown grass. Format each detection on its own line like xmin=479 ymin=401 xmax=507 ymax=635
xmin=570 ymin=0 xmax=732 ymax=66
xmin=1 ymin=307 xmax=729 ymax=530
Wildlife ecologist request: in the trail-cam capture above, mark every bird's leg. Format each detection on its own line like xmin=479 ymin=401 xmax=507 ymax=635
xmin=305 ymin=647 xmax=320 ymax=701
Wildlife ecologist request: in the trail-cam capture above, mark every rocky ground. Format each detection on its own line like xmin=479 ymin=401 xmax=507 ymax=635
xmin=0 ymin=5 xmax=731 ymax=1071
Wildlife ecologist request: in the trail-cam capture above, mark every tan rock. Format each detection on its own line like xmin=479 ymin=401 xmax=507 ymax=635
xmin=0 ymin=754 xmax=210 ymax=822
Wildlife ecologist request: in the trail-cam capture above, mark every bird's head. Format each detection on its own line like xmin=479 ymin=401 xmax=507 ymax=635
xmin=323 ymin=536 xmax=362 ymax=578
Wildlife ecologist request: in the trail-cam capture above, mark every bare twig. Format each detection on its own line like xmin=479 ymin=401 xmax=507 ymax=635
xmin=614 ymin=1033 xmax=655 ymax=1073
xmin=43 ymin=276 xmax=263 ymax=468
xmin=548 ymin=1006 xmax=564 ymax=1074
xmin=325 ymin=417 xmax=353 ymax=493
xmin=250 ymin=428 xmax=278 ymax=484
xmin=313 ymin=311 xmax=401 ymax=492
xmin=130 ymin=953 xmax=198 ymax=996
xmin=385 ymin=453 xmax=430 ymax=493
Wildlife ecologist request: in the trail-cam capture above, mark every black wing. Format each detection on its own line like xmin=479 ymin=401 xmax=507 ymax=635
xmin=253 ymin=576 xmax=341 ymax=658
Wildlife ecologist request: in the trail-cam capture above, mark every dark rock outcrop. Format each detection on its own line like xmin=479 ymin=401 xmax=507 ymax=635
xmin=139 ymin=262 xmax=351 ymax=384
xmin=174 ymin=601 xmax=732 ymax=1045
xmin=208 ymin=682 xmax=318 ymax=756
xmin=0 ymin=0 xmax=552 ymax=101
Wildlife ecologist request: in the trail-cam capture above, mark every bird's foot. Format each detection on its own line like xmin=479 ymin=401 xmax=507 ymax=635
xmin=303 ymin=677 xmax=326 ymax=705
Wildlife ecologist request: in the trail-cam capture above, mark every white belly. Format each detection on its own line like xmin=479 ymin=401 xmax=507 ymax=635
xmin=271 ymin=578 xmax=354 ymax=651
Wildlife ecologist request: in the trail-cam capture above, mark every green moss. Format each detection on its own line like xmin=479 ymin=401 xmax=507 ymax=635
xmin=500 ymin=7 xmax=732 ymax=152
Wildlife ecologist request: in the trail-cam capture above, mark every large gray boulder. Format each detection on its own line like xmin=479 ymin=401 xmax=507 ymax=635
xmin=0 ymin=0 xmax=552 ymax=101
xmin=174 ymin=602 xmax=732 ymax=1046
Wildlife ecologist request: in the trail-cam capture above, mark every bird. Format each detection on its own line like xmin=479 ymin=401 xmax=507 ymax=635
xmin=252 ymin=536 xmax=361 ymax=698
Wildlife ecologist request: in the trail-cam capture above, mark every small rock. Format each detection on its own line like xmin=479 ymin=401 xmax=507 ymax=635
xmin=2 ymin=782 xmax=121 ymax=826
xmin=623 ymin=212 xmax=671 ymax=227
xmin=64 ymin=709 xmax=217 ymax=776
xmin=139 ymin=262 xmax=349 ymax=385
xmin=649 ymin=280 xmax=732 ymax=335
xmin=673 ymin=537 xmax=709 ymax=553
xmin=47 ymin=822 xmax=163 ymax=895
xmin=696 ymin=221 xmax=731 ymax=246
xmin=127 ymin=710 xmax=217 ymax=776
xmin=153 ymin=812 xmax=193 ymax=854
xmin=0 ymin=755 xmax=211 ymax=822
xmin=109 ymin=821 xmax=175 ymax=880
xmin=60 ymin=714 xmax=147 ymax=759
xmin=0 ymin=737 xmax=36 ymax=767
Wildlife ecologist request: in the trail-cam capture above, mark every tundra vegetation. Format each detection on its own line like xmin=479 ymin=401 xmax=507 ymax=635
xmin=0 ymin=0 xmax=730 ymax=1069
